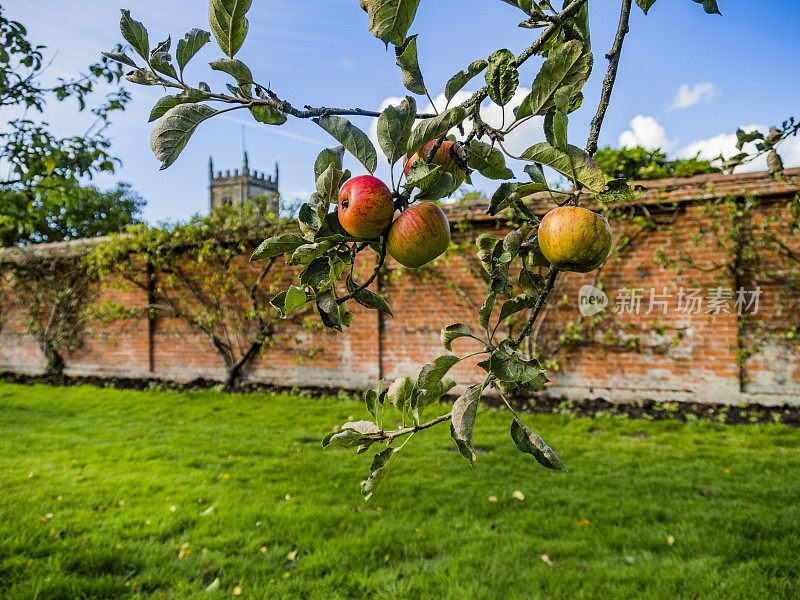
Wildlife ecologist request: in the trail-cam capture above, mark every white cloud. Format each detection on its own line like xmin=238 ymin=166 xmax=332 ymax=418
xmin=676 ymin=123 xmax=800 ymax=172
xmin=669 ymin=82 xmax=719 ymax=111
xmin=618 ymin=115 xmax=677 ymax=151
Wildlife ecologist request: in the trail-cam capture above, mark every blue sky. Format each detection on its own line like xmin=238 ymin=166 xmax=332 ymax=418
xmin=8 ymin=0 xmax=800 ymax=223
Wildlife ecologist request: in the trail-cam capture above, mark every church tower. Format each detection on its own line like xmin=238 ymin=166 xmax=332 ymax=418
xmin=209 ymin=153 xmax=279 ymax=212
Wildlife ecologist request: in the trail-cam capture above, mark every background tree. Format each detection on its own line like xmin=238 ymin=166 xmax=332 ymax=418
xmin=87 ymin=200 xmax=317 ymax=389
xmin=0 ymin=6 xmax=130 ymax=241
xmin=593 ymin=145 xmax=720 ymax=181
xmin=0 ymin=179 xmax=145 ymax=247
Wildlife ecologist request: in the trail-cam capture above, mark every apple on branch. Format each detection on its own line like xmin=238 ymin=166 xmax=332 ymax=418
xmin=537 ymin=206 xmax=612 ymax=273
xmin=337 ymin=175 xmax=395 ymax=240
xmin=387 ymin=202 xmax=451 ymax=268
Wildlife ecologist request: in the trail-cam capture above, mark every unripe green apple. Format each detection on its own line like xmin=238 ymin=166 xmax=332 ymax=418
xmin=337 ymin=175 xmax=395 ymax=240
xmin=403 ymin=140 xmax=457 ymax=177
xmin=387 ymin=202 xmax=451 ymax=268
xmin=537 ymin=206 xmax=612 ymax=273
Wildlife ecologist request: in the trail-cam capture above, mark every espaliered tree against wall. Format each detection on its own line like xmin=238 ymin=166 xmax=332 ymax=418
xmin=0 ymin=249 xmax=94 ymax=376
xmin=106 ymin=0 xmax=797 ymax=499
xmin=86 ymin=201 xmax=317 ymax=389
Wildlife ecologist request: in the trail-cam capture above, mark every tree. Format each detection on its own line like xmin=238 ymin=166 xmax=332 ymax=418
xmin=0 ymin=7 xmax=130 ymax=240
xmin=0 ymin=180 xmax=145 ymax=247
xmin=86 ymin=201 xmax=317 ymax=389
xmin=593 ymin=146 xmax=720 ymax=181
xmin=0 ymin=248 xmax=94 ymax=376
xmin=106 ymin=0 xmax=798 ymax=499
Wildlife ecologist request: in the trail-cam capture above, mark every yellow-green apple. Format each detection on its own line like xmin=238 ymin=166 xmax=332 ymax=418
xmin=387 ymin=202 xmax=451 ymax=268
xmin=537 ymin=206 xmax=612 ymax=272
xmin=337 ymin=175 xmax=395 ymax=240
xmin=403 ymin=140 xmax=457 ymax=177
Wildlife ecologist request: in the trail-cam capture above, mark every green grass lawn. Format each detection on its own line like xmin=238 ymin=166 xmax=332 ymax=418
xmin=1 ymin=382 xmax=799 ymax=599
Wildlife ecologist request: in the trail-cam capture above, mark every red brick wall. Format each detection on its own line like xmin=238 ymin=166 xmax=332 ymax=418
xmin=1 ymin=170 xmax=798 ymax=405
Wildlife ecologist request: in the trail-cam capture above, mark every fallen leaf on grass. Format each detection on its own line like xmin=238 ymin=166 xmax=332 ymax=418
xmin=286 ymin=549 xmax=297 ymax=561
xmin=512 ymin=490 xmax=525 ymax=501
xmin=488 ymin=495 xmax=498 ymax=502
xmin=576 ymin=519 xmax=590 ymax=526
xmin=202 ymin=506 xmax=215 ymax=516
xmin=205 ymin=578 xmax=220 ymax=591
xmin=540 ymin=554 xmax=553 ymax=566
xmin=232 ymin=585 xmax=242 ymax=595
xmin=666 ymin=535 xmax=675 ymax=545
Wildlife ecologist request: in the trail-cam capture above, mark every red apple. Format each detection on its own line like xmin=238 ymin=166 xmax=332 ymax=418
xmin=537 ymin=206 xmax=612 ymax=273
xmin=403 ymin=140 xmax=457 ymax=177
xmin=337 ymin=175 xmax=395 ymax=240
xmin=386 ymin=202 xmax=451 ymax=268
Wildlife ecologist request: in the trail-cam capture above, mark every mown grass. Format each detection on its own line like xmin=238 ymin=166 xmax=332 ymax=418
xmin=1 ymin=382 xmax=798 ymax=599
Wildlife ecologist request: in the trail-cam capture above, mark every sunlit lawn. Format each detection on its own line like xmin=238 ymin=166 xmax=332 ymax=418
xmin=1 ymin=382 xmax=798 ymax=599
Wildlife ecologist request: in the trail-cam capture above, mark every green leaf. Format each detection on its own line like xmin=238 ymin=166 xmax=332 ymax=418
xmin=445 ymin=59 xmax=488 ymax=102
xmin=485 ymin=49 xmax=519 ymax=106
xmin=635 ymin=0 xmax=657 ymax=14
xmin=479 ymin=292 xmax=496 ymax=332
xmin=315 ymin=146 xmax=345 ymax=179
xmin=208 ymin=0 xmax=252 ymax=57
xmin=289 ymin=242 xmax=333 ymax=265
xmin=271 ymin=285 xmax=309 ymax=316
xmin=251 ymin=232 xmax=305 ymax=261
xmin=210 ymin=58 xmax=253 ymax=90
xmin=322 ymin=420 xmax=381 ymax=448
xmin=498 ymin=294 xmax=535 ymax=322
xmin=125 ymin=69 xmax=161 ymax=86
xmin=119 ymin=9 xmax=149 ymax=61
xmin=346 ymin=278 xmax=393 ymax=316
xmin=515 ymin=40 xmax=592 ymax=119
xmin=313 ymin=116 xmax=378 ymax=174
xmin=477 ymin=342 xmax=547 ymax=390
xmin=176 ymin=28 xmax=211 ymax=74
xmin=440 ymin=323 xmax=475 ymax=351
xmin=545 ymin=108 xmax=568 ymax=150
xmin=315 ymin=289 xmax=342 ymax=331
xmin=249 ymin=105 xmax=288 ymax=125
xmin=404 ymin=161 xmax=441 ymax=188
xmin=407 ymin=106 xmax=467 ymax=157
xmin=316 ymin=163 xmax=345 ymax=205
xmin=377 ymin=97 xmax=416 ymax=166
xmin=150 ymin=51 xmax=177 ymax=80
xmin=413 ymin=172 xmax=454 ymax=202
xmin=148 ymin=90 xmax=210 ymax=122
xmin=361 ymin=447 xmax=400 ymax=500
xmin=301 ymin=257 xmax=336 ymax=293
xmin=510 ymin=416 xmax=566 ymax=470
xmin=450 ymin=382 xmax=486 ymax=464
xmin=523 ymin=163 xmax=546 ymax=184
xmin=362 ymin=0 xmax=421 ymax=46
xmin=692 ymin=0 xmax=721 ymax=15
xmin=395 ymin=35 xmax=426 ymax=95
xmin=387 ymin=377 xmax=415 ymax=412
xmin=489 ymin=182 xmax=546 ymax=215
xmin=467 ymin=140 xmax=514 ymax=180
xmin=150 ymin=104 xmax=217 ymax=170
xmin=520 ymin=142 xmax=605 ymax=192
xmin=502 ymin=224 xmax=533 ymax=258
xmin=417 ymin=355 xmax=461 ymax=391
xmin=102 ymin=51 xmax=137 ymax=68
xmin=417 ymin=378 xmax=457 ymax=413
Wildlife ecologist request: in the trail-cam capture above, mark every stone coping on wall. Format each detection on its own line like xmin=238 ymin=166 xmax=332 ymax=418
xmin=444 ymin=167 xmax=800 ymax=223
xmin=2 ymin=168 xmax=798 ymax=262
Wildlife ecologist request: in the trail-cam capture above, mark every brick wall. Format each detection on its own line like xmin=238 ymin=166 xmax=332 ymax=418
xmin=1 ymin=169 xmax=798 ymax=405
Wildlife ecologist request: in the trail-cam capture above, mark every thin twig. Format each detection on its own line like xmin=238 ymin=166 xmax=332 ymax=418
xmin=336 ymin=237 xmax=388 ymax=304
xmin=585 ymin=0 xmax=632 ymax=156
xmin=512 ymin=267 xmax=559 ymax=346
